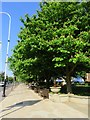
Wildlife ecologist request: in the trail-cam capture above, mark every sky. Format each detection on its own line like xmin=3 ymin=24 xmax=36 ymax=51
xmin=0 ymin=2 xmax=40 ymax=76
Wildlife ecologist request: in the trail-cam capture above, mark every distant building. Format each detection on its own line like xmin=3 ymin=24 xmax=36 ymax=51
xmin=86 ymin=73 xmax=90 ymax=82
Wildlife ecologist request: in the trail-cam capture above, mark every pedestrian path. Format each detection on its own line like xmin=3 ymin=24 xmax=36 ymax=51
xmin=0 ymin=84 xmax=88 ymax=119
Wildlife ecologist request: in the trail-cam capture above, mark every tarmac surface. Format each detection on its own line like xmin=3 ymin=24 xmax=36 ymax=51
xmin=0 ymin=84 xmax=89 ymax=119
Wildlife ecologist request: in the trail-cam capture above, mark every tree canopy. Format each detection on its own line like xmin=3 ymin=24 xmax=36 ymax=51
xmin=9 ymin=2 xmax=90 ymax=93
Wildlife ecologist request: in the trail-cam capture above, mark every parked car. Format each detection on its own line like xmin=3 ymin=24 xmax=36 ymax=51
xmin=0 ymin=82 xmax=4 ymax=87
xmin=72 ymin=76 xmax=85 ymax=84
xmin=56 ymin=78 xmax=66 ymax=86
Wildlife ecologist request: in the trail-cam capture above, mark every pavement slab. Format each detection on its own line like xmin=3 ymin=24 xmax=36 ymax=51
xmin=0 ymin=84 xmax=89 ymax=119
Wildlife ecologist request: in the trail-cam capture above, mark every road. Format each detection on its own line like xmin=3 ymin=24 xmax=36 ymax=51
xmin=0 ymin=87 xmax=3 ymax=92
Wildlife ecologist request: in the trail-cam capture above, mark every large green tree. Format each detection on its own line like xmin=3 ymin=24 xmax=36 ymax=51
xmin=9 ymin=2 xmax=90 ymax=93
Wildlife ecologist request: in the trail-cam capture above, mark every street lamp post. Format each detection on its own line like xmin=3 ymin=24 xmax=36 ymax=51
xmin=0 ymin=12 xmax=11 ymax=97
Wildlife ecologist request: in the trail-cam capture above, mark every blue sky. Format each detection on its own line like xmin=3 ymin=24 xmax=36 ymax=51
xmin=0 ymin=2 xmax=40 ymax=76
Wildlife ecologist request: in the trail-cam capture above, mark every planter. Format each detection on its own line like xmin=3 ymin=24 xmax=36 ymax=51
xmin=50 ymin=87 xmax=61 ymax=93
xmin=34 ymin=87 xmax=38 ymax=93
xmin=39 ymin=88 xmax=49 ymax=99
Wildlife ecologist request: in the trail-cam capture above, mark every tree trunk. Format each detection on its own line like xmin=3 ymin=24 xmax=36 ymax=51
xmin=46 ymin=75 xmax=51 ymax=89
xmin=66 ymin=74 xmax=72 ymax=93
xmin=46 ymin=79 xmax=50 ymax=89
xmin=45 ymin=71 xmax=51 ymax=89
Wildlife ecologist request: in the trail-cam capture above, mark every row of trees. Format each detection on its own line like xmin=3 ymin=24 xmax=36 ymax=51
xmin=0 ymin=72 xmax=4 ymax=81
xmin=9 ymin=2 xmax=90 ymax=93
xmin=0 ymin=72 xmax=13 ymax=82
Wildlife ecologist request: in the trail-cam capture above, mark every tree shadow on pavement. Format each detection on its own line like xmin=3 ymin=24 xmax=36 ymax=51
xmin=0 ymin=100 xmax=41 ymax=118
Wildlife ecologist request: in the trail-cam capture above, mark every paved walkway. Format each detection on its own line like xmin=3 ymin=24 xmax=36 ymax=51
xmin=0 ymin=84 xmax=88 ymax=119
